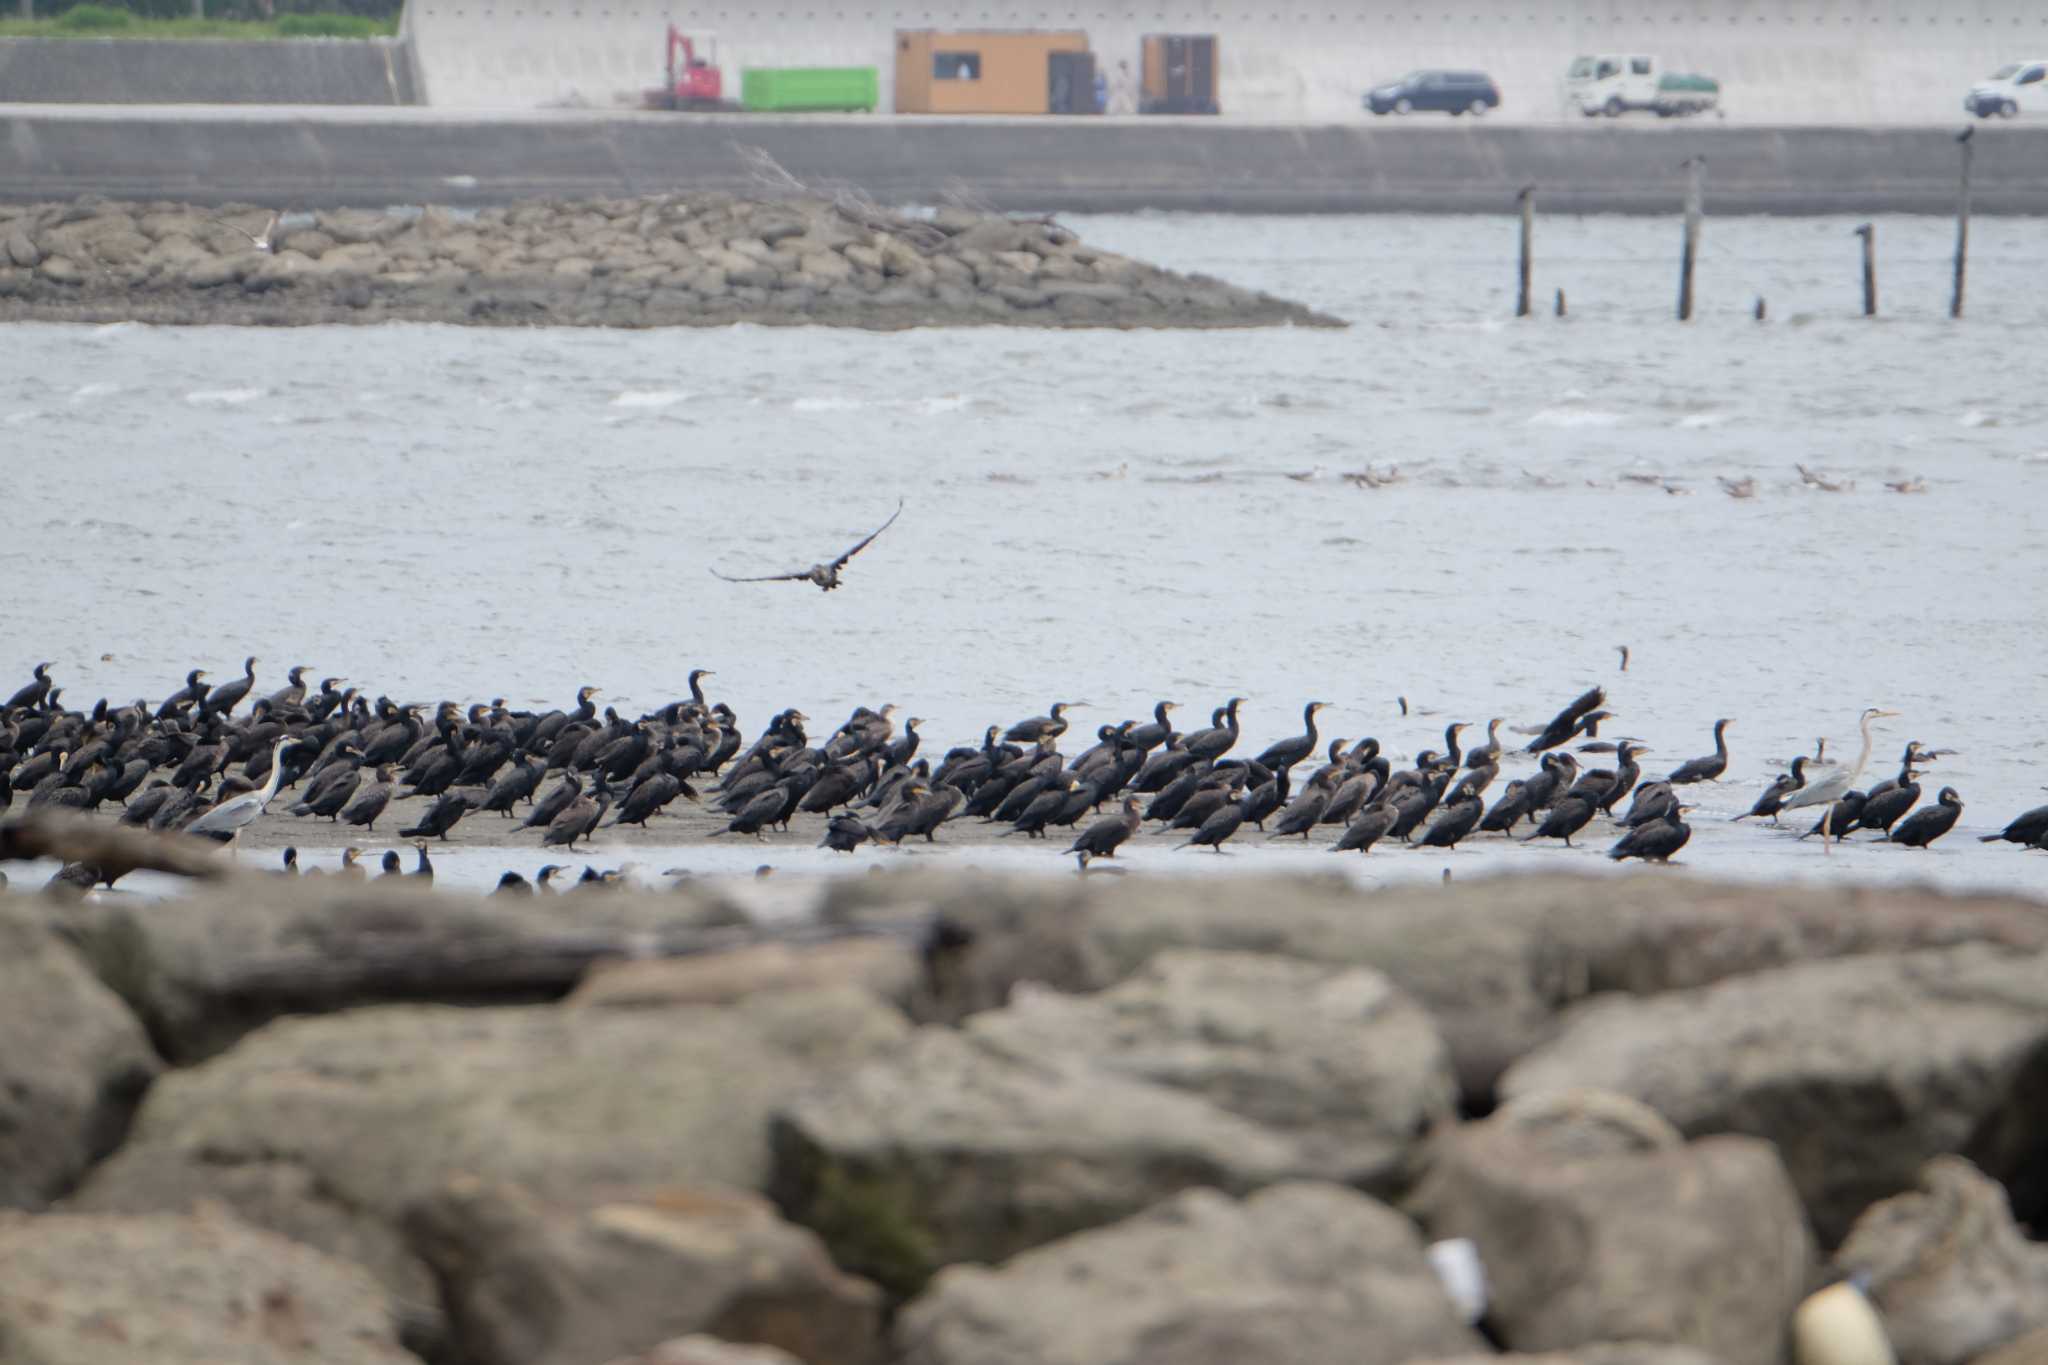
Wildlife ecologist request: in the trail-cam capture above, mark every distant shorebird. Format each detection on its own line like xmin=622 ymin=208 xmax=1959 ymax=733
xmin=1718 ymin=476 xmax=1757 ymax=499
xmin=1797 ymin=463 xmax=1852 ymax=493
xmin=209 ymin=211 xmax=281 ymax=253
xmin=1885 ymin=477 xmax=1927 ymax=494
xmin=710 ymin=499 xmax=903 ymax=592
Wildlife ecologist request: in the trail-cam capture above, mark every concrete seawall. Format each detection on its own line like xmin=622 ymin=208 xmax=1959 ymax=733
xmin=0 ymin=38 xmax=418 ymax=105
xmin=2 ymin=109 xmax=2044 ymax=215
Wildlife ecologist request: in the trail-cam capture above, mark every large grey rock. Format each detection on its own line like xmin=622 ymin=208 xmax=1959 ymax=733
xmin=1836 ymin=1158 xmax=2048 ymax=1365
xmin=1405 ymin=1090 xmax=1814 ymax=1365
xmin=1409 ymin=1350 xmax=1728 ymax=1365
xmin=72 ymin=987 xmax=909 ymax=1338
xmin=773 ymin=950 xmax=1452 ymax=1296
xmin=0 ymin=907 xmax=159 ymax=1208
xmin=4 ymin=232 xmax=38 ymax=268
xmin=770 ymin=1026 xmax=1300 ymax=1298
xmin=829 ymin=871 xmax=2048 ymax=1104
xmin=1501 ymin=945 xmax=2048 ymax=1244
xmin=0 ymin=1209 xmax=419 ymax=1365
xmin=894 ymin=1182 xmax=1485 ymax=1365
xmin=966 ymin=949 xmax=1458 ymax=1189
xmin=404 ymin=1178 xmax=882 ymax=1365
xmin=1970 ymin=1328 xmax=2048 ymax=1365
xmin=604 ymin=1340 xmax=804 ymax=1365
xmin=564 ymin=938 xmax=917 ymax=1012
xmin=56 ymin=877 xmax=747 ymax=1062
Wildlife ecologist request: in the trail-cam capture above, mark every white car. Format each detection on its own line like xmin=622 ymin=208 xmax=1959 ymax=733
xmin=1966 ymin=60 xmax=2048 ymax=118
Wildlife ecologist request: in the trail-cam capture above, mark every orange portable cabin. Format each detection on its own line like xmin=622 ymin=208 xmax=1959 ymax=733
xmin=895 ymin=30 xmax=1095 ymax=115
xmin=1141 ymin=34 xmax=1220 ymax=114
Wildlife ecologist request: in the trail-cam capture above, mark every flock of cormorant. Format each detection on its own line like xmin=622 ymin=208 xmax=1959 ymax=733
xmin=1 ymin=657 xmax=2041 ymax=895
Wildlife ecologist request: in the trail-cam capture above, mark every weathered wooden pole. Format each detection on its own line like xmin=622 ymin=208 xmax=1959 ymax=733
xmin=1554 ymin=287 xmax=1567 ymax=318
xmin=1855 ymin=223 xmax=1876 ymax=316
xmin=1754 ymin=297 xmax=1767 ymax=322
xmin=1515 ymin=185 xmax=1534 ymax=318
xmin=1951 ymin=129 xmax=1974 ymax=320
xmin=1677 ymin=156 xmax=1704 ymax=322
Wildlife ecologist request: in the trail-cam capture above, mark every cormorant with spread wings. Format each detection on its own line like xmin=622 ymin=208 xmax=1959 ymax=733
xmin=710 ymin=499 xmax=903 ymax=592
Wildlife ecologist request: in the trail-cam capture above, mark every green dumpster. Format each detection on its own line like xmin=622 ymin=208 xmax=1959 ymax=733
xmin=740 ymin=67 xmax=880 ymax=112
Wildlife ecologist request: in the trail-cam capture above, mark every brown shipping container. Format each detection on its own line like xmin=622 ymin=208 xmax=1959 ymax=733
xmin=895 ymin=30 xmax=1090 ymax=114
xmin=1141 ymin=33 xmax=1220 ymax=114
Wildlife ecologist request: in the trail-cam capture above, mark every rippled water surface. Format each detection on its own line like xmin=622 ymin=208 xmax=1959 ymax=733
xmin=3 ymin=213 xmax=2045 ymax=893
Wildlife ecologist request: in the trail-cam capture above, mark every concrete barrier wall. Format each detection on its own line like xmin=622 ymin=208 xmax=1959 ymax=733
xmin=3 ymin=108 xmax=2044 ymax=214
xmin=404 ymin=0 xmax=2048 ymax=123
xmin=0 ymin=38 xmax=419 ymax=105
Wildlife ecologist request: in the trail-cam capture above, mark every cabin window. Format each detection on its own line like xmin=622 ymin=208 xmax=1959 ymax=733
xmin=1630 ymin=57 xmax=1651 ymax=74
xmin=2019 ymin=65 xmax=2045 ymax=85
xmin=1596 ymin=60 xmax=1619 ymax=78
xmin=935 ymin=52 xmax=981 ymax=79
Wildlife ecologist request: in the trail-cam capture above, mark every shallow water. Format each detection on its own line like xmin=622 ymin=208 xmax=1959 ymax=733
xmin=3 ymin=212 xmax=2045 ymax=896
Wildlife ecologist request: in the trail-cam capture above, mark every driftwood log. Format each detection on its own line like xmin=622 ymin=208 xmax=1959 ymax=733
xmin=0 ymin=813 xmax=231 ymax=883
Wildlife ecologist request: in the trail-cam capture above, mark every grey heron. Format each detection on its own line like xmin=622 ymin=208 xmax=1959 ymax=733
xmin=183 ymin=737 xmax=294 ymax=851
xmin=1778 ymin=708 xmax=1900 ymax=852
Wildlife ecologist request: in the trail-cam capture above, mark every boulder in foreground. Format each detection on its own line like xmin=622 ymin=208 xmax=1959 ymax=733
xmin=1404 ymin=1089 xmax=1814 ymax=1365
xmin=894 ymin=1182 xmax=1486 ymax=1365
xmin=0 ymin=905 xmax=159 ymax=1208
xmin=1501 ymin=944 xmax=2048 ymax=1244
xmin=0 ymin=1209 xmax=419 ymax=1365
xmin=771 ymin=949 xmax=1456 ymax=1295
xmin=404 ymin=1178 xmax=882 ymax=1365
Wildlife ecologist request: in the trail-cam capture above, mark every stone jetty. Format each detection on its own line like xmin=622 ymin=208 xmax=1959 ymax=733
xmin=0 ymin=193 xmax=1339 ymax=330
xmin=3 ymin=868 xmax=2046 ymax=1365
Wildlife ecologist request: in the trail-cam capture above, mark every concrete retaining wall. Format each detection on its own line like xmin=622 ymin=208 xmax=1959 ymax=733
xmin=0 ymin=37 xmax=418 ymax=105
xmin=2 ymin=109 xmax=2043 ymax=214
xmin=404 ymin=0 xmax=2048 ymax=123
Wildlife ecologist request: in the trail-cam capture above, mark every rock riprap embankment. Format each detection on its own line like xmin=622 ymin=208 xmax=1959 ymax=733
xmin=4 ymin=870 xmax=2048 ymax=1365
xmin=0 ymin=195 xmax=1339 ymax=330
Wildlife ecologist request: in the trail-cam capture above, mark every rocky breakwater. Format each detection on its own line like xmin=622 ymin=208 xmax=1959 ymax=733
xmin=0 ymin=194 xmax=1337 ymax=330
xmin=4 ymin=869 xmax=2048 ymax=1365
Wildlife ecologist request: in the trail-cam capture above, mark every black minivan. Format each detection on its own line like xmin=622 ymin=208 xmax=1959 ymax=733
xmin=1364 ymin=70 xmax=1502 ymax=116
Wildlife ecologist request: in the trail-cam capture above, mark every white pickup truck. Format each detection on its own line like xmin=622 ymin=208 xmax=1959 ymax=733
xmin=1566 ymin=55 xmax=1720 ymax=118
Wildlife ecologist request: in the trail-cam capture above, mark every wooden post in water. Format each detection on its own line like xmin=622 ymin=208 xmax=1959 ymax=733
xmin=1515 ymin=185 xmax=1534 ymax=318
xmin=1554 ymin=288 xmax=1566 ymax=318
xmin=1677 ymin=156 xmax=1704 ymax=322
xmin=1855 ymin=223 xmax=1876 ymax=317
xmin=1951 ymin=129 xmax=1974 ymax=320
xmin=1754 ymin=297 xmax=1766 ymax=322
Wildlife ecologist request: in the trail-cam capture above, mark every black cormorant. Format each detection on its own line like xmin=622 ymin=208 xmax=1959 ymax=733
xmin=1979 ymin=803 xmax=2048 ymax=846
xmin=1890 ymin=788 xmax=1962 ymax=847
xmin=1004 ymin=702 xmax=1079 ymax=744
xmin=709 ymin=498 xmax=903 ymax=591
xmin=1522 ymin=794 xmax=1596 ymax=846
xmin=1416 ymin=792 xmax=1483 ymax=849
xmin=401 ymin=791 xmax=474 ymax=841
xmin=1609 ymin=808 xmax=1691 ymax=862
xmin=202 ymin=656 xmax=258 ymax=721
xmin=1254 ymin=701 xmax=1329 ymax=772
xmin=1666 ymin=719 xmax=1733 ymax=784
xmin=1332 ymin=801 xmax=1398 ymax=854
xmin=1524 ymin=686 xmax=1606 ymax=753
xmin=1734 ymin=756 xmax=1809 ymax=824
xmin=338 ymin=767 xmax=397 ymax=832
xmin=1068 ymin=797 xmax=1142 ymax=859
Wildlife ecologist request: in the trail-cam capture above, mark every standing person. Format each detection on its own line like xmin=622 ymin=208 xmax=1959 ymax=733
xmin=1109 ymin=59 xmax=1136 ymax=114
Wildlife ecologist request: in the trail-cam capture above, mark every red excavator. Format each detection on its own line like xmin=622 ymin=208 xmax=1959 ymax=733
xmin=644 ymin=27 xmax=739 ymax=110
